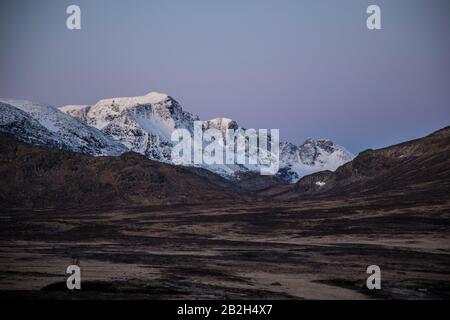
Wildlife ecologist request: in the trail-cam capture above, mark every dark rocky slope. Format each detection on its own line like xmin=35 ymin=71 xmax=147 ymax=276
xmin=261 ymin=126 xmax=450 ymax=200
xmin=0 ymin=136 xmax=242 ymax=209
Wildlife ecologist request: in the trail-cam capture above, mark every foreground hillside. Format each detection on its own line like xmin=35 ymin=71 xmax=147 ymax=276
xmin=0 ymin=136 xmax=241 ymax=209
xmin=260 ymin=126 xmax=450 ymax=200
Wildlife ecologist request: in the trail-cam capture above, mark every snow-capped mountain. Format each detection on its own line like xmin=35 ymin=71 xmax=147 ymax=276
xmin=0 ymin=102 xmax=64 ymax=149
xmin=1 ymin=92 xmax=353 ymax=183
xmin=203 ymin=118 xmax=239 ymax=135
xmin=278 ymin=139 xmax=355 ymax=182
xmin=62 ymin=92 xmax=197 ymax=162
xmin=200 ymin=116 xmax=354 ymax=182
xmin=0 ymin=99 xmax=127 ymax=156
xmin=61 ymin=92 xmax=354 ymax=182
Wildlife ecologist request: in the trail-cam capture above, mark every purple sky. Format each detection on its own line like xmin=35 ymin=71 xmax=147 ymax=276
xmin=0 ymin=0 xmax=449 ymax=153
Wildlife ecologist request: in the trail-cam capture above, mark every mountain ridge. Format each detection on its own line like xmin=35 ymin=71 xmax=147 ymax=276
xmin=1 ymin=92 xmax=354 ymax=184
xmin=0 ymin=100 xmax=127 ymax=156
xmin=59 ymin=91 xmax=354 ymax=182
xmin=259 ymin=126 xmax=450 ymax=200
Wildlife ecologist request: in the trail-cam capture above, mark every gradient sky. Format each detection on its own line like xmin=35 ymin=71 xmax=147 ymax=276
xmin=0 ymin=0 xmax=449 ymax=153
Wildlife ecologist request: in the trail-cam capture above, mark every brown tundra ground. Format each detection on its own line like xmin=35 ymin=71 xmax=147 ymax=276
xmin=0 ymin=194 xmax=449 ymax=300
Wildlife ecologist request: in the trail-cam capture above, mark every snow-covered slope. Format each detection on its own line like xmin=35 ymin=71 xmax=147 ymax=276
xmin=62 ymin=92 xmax=198 ymax=162
xmin=61 ymin=92 xmax=353 ymax=182
xmin=278 ymin=139 xmax=354 ymax=182
xmin=201 ymin=116 xmax=354 ymax=182
xmin=203 ymin=118 xmax=239 ymax=136
xmin=0 ymin=99 xmax=127 ymax=156
xmin=0 ymin=102 xmax=64 ymax=149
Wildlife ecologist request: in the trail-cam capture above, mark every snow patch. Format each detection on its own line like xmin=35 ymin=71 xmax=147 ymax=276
xmin=315 ymin=181 xmax=326 ymax=187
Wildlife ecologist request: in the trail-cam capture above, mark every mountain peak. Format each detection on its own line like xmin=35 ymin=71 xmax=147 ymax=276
xmin=206 ymin=118 xmax=239 ymax=128
xmin=93 ymin=91 xmax=171 ymax=111
xmin=203 ymin=118 xmax=240 ymax=135
xmin=145 ymin=92 xmax=169 ymax=104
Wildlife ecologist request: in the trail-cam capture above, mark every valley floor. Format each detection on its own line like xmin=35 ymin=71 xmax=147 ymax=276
xmin=0 ymin=195 xmax=449 ymax=299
